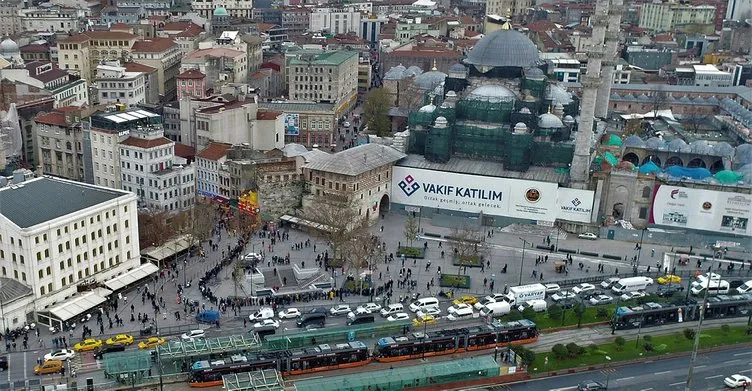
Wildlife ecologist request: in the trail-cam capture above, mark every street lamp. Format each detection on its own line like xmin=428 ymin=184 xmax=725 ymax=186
xmin=685 ymin=273 xmax=712 ymax=391
xmin=518 ymin=238 xmax=530 ymax=286
xmin=604 ymin=356 xmax=612 ymax=388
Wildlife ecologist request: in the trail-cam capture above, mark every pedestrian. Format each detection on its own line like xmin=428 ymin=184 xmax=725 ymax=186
xmin=540 ymin=272 xmax=544 ymax=281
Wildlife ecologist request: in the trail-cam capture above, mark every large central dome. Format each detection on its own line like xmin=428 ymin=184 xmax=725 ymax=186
xmin=464 ymin=30 xmax=540 ymax=70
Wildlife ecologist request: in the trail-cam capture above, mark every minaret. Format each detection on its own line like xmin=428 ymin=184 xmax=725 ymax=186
xmin=570 ymin=0 xmax=610 ymax=188
xmin=595 ymin=0 xmax=624 ymax=119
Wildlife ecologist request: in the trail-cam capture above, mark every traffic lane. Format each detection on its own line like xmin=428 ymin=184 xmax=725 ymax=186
xmin=504 ymin=346 xmax=752 ymax=390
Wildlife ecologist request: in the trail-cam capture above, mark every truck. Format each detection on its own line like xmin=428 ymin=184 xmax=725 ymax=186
xmin=479 ymin=301 xmax=511 ymax=318
xmin=611 ymin=277 xmax=654 ymax=294
xmin=503 ymin=283 xmax=546 ymax=306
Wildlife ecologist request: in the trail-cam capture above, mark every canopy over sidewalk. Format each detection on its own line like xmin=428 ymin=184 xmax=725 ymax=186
xmin=141 ymin=234 xmax=193 ymax=265
xmin=104 ymin=263 xmax=159 ymax=291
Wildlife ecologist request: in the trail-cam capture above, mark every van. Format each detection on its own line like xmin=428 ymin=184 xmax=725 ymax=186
xmin=611 ymin=277 xmax=654 ymax=294
xmin=380 ymin=303 xmax=404 ymax=317
xmin=34 ymin=360 xmax=63 ymax=375
xmin=474 ymin=294 xmax=503 ymax=310
xmin=347 ymin=314 xmax=375 ymax=325
xmin=296 ymin=313 xmax=326 ymax=328
xmin=479 ymin=301 xmax=511 ymax=317
xmin=737 ymin=280 xmax=752 ymax=294
xmin=691 ymin=280 xmax=730 ymax=296
xmin=517 ymin=299 xmax=547 ymax=313
xmin=249 ymin=307 xmax=275 ymax=321
xmin=196 ymin=310 xmax=220 ymax=323
xmin=409 ymin=297 xmax=439 ymax=313
xmin=94 ymin=344 xmax=126 ymax=359
xmin=446 ymin=306 xmax=474 ymax=321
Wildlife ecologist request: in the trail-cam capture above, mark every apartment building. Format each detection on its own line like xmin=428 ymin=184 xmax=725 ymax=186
xmin=309 ymin=7 xmax=361 ymax=35
xmin=181 ymin=47 xmax=248 ymax=90
xmin=191 ymin=0 xmax=253 ymax=19
xmin=20 ymin=6 xmax=84 ymax=33
xmin=0 ymin=61 xmax=88 ymax=108
xmin=196 ymin=142 xmax=232 ymax=201
xmin=57 ymin=31 xmax=139 ymax=80
xmin=287 ymin=50 xmax=358 ymax=111
xmin=0 ymin=0 xmax=22 ymax=37
xmin=485 ymin=0 xmax=533 ymax=20
xmin=281 ymin=6 xmax=311 ymax=35
xmin=639 ymin=3 xmax=716 ymax=33
xmin=130 ymin=37 xmax=182 ymax=101
xmin=0 ymin=176 xmax=145 ymax=330
xmin=33 ymin=110 xmax=85 ymax=181
xmin=94 ymin=60 xmax=147 ymax=107
xmin=176 ymin=69 xmax=207 ymax=100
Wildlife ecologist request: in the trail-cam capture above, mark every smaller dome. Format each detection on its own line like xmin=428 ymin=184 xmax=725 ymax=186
xmin=646 ymin=137 xmax=665 ymax=149
xmin=713 ymin=142 xmax=734 ymax=157
xmin=519 ymin=107 xmax=531 ymax=114
xmin=667 ymin=138 xmax=687 ymax=151
xmin=548 ymin=84 xmax=573 ymax=105
xmin=624 ymin=135 xmax=645 ymax=148
xmin=0 ymin=37 xmax=19 ymax=57
xmin=418 ymin=103 xmax=436 ymax=113
xmin=563 ymin=115 xmax=575 ymax=124
xmin=384 ymin=65 xmax=408 ymax=80
xmin=734 ymin=144 xmax=752 ymax=167
xmin=525 ymin=67 xmax=545 ymax=80
xmin=445 ymin=90 xmax=457 ymax=98
xmin=690 ymin=140 xmax=712 ymax=154
xmin=513 ymin=122 xmax=528 ymax=134
xmin=538 ymin=113 xmax=564 ymax=129
xmin=213 ymin=6 xmax=228 ymax=16
xmin=434 ymin=116 xmax=448 ymax=126
xmin=449 ymin=63 xmax=466 ymax=73
xmin=405 ymin=65 xmax=423 ymax=77
xmin=467 ymin=84 xmax=516 ymax=101
xmin=414 ymin=70 xmax=447 ymax=90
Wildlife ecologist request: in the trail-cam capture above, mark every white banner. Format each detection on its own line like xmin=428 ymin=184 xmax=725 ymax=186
xmin=650 ymin=185 xmax=752 ymax=237
xmin=557 ymin=187 xmax=595 ymax=223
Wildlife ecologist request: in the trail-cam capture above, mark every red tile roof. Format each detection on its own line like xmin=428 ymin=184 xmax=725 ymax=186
xmin=131 ymin=38 xmax=177 ymax=53
xmin=196 ymin=142 xmax=232 ymax=161
xmin=256 ymin=23 xmax=276 ymax=33
xmin=20 ymin=44 xmax=49 ymax=53
xmin=174 ymin=143 xmax=196 ymax=159
xmin=178 ymin=69 xmax=205 ymax=79
xmin=123 ymin=61 xmax=156 ymax=72
xmin=257 ymin=110 xmax=281 ymax=120
xmin=60 ymin=31 xmax=137 ymax=43
xmin=34 ymin=112 xmax=68 ymax=127
xmin=175 ymin=24 xmax=203 ymax=38
xmin=110 ymin=23 xmax=131 ymax=30
xmin=120 ymin=137 xmax=173 ymax=149
xmin=162 ymin=22 xmax=192 ymax=31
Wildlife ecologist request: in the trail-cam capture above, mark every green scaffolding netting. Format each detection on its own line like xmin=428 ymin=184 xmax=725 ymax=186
xmin=456 ymin=99 xmax=514 ymax=123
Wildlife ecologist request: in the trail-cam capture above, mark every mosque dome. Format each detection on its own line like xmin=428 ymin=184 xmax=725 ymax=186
xmin=466 ymin=84 xmax=516 ymax=101
xmin=405 ymin=65 xmax=423 ymax=77
xmin=667 ymin=138 xmax=687 ymax=152
xmin=213 ymin=7 xmax=228 ymax=16
xmin=548 ymin=84 xmax=573 ymax=105
xmin=538 ymin=113 xmax=564 ymax=129
xmin=0 ymin=37 xmax=20 ymax=61
xmin=690 ymin=140 xmax=712 ymax=155
xmin=525 ymin=67 xmax=545 ymax=80
xmin=513 ymin=122 xmax=529 ymax=134
xmin=414 ymin=69 xmax=447 ymax=90
xmin=646 ymin=137 xmax=665 ymax=149
xmin=384 ymin=65 xmax=408 ymax=80
xmin=449 ymin=63 xmax=467 ymax=73
xmin=519 ymin=107 xmax=532 ymax=114
xmin=713 ymin=142 xmax=734 ymax=157
xmin=418 ymin=103 xmax=437 ymax=113
xmin=734 ymin=143 xmax=752 ymax=167
xmin=624 ymin=135 xmax=645 ymax=148
xmin=563 ymin=115 xmax=575 ymax=125
xmin=464 ymin=29 xmax=540 ymax=69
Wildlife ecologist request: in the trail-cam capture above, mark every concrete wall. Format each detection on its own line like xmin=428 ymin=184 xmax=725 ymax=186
xmin=258 ymin=180 xmax=303 ymax=220
xmin=598 ymin=226 xmax=750 ymax=252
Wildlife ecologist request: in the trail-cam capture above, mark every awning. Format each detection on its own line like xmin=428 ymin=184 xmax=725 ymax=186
xmin=141 ymin=234 xmax=193 ymax=263
xmin=49 ymin=288 xmax=112 ymax=322
xmin=104 ymin=263 xmax=159 ymax=291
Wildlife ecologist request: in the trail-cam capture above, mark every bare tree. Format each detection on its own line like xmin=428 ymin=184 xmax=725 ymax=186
xmin=138 ymin=210 xmax=173 ymax=249
xmin=304 ymin=194 xmax=367 ymax=267
xmin=650 ymin=86 xmax=670 ymax=120
xmin=398 ymin=78 xmax=425 ymax=112
xmin=186 ymin=202 xmax=215 ymax=248
xmin=404 ymin=215 xmax=419 ymax=247
xmin=449 ymin=224 xmax=488 ymax=274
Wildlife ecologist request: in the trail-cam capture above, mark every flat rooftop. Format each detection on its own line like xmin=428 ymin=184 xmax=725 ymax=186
xmin=0 ymin=177 xmax=129 ymax=229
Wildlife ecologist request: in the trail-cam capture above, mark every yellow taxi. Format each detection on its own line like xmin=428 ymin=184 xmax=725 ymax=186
xmin=138 ymin=337 xmax=166 ymax=349
xmin=412 ymin=314 xmax=437 ymax=326
xmin=657 ymin=275 xmax=682 ymax=285
xmin=453 ymin=295 xmax=478 ymax=306
xmin=105 ymin=334 xmax=134 ymax=346
xmin=73 ymin=338 xmax=103 ymax=352
xmin=34 ymin=360 xmax=64 ymax=375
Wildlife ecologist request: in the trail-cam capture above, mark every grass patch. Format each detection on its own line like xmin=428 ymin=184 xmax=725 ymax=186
xmin=518 ymin=304 xmax=615 ymax=329
xmin=439 ymin=274 xmax=471 ymax=289
xmin=530 ymin=326 xmax=752 ymax=373
xmin=452 ymin=255 xmax=483 ymax=267
xmin=397 ymin=246 xmax=425 ymax=259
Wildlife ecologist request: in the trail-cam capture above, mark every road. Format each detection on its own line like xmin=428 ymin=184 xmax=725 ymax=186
xmin=493 ymin=346 xmax=752 ymax=391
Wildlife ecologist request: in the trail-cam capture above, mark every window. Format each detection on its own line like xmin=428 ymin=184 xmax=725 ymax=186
xmin=58 ymin=244 xmax=63 ymax=253
xmin=40 ymin=287 xmax=45 ymax=295
xmin=125 ymin=236 xmax=130 ymax=244
xmin=46 ymin=266 xmax=51 ymax=276
xmin=21 ymin=272 xmax=25 ymax=282
xmin=639 ymin=207 xmax=648 ymax=219
xmin=39 ymin=270 xmax=43 ymax=279
xmin=44 ymin=249 xmax=49 ymax=258
xmin=642 ymin=186 xmax=651 ymax=198
xmin=60 ymin=261 xmax=65 ymax=270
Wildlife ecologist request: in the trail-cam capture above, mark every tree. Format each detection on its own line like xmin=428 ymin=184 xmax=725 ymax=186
xmin=138 ymin=210 xmax=173 ymax=249
xmin=397 ymin=78 xmax=426 ymax=112
xmin=510 ymin=345 xmax=536 ymax=367
xmin=522 ymin=306 xmax=537 ymax=321
xmin=552 ymin=343 xmax=568 ymax=359
xmin=614 ymin=336 xmax=626 ymax=351
xmin=548 ymin=304 xmax=562 ymax=321
xmin=344 ymin=232 xmax=383 ymax=295
xmin=449 ymin=224 xmax=487 ymax=274
xmin=304 ymin=194 xmax=367 ymax=268
xmin=573 ymin=302 xmax=586 ymax=328
xmin=363 ymin=87 xmax=392 ymax=137
xmin=186 ymin=203 xmax=215 ymax=248
xmin=403 ymin=215 xmax=419 ymax=247
xmin=566 ymin=342 xmax=584 ymax=358
xmin=650 ymin=85 xmax=670 ymax=122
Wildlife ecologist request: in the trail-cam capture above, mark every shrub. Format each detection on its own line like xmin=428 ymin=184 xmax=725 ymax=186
xmin=614 ymin=336 xmax=626 ymax=351
xmin=522 ymin=307 xmax=537 ymax=321
xmin=643 ymin=335 xmax=652 ymax=343
xmin=438 ymin=274 xmax=471 ymax=289
xmin=552 ymin=343 xmax=568 ymax=359
xmin=721 ymin=324 xmax=730 ymax=334
xmin=510 ymin=345 xmax=536 ymax=367
xmin=547 ymin=304 xmax=562 ymax=321
xmin=506 ymin=311 xmax=524 ymax=321
xmin=643 ymin=343 xmax=654 ymax=352
xmin=589 ymin=343 xmax=599 ymax=352
xmin=596 ymin=307 xmax=609 ymax=319
xmin=566 ymin=342 xmax=584 ymax=358
xmin=683 ymin=328 xmax=696 ymax=340
xmin=397 ymin=246 xmax=423 ymax=258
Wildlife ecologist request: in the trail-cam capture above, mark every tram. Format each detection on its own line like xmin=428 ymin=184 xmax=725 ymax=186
xmin=373 ymin=319 xmax=538 ymax=362
xmin=188 ymin=341 xmax=371 ymax=387
xmin=612 ymin=294 xmax=752 ymax=330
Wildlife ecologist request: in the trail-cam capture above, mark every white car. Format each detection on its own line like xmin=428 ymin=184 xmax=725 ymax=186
xmin=544 ymin=283 xmax=561 ymax=294
xmin=359 ymin=303 xmax=382 ymax=313
xmin=447 ymin=303 xmax=472 ymax=315
xmin=572 ymin=283 xmax=596 ymax=295
xmin=387 ymin=312 xmax=410 ymax=322
xmin=181 ymin=329 xmax=206 ymax=342
xmin=620 ymin=291 xmax=647 ymax=301
xmin=253 ymin=319 xmax=280 ymax=329
xmin=343 ymin=121 xmax=351 ymax=128
xmin=578 ymin=232 xmax=598 ymax=240
xmin=588 ymin=295 xmax=614 ymax=306
xmin=600 ymin=277 xmax=620 ymax=289
xmin=416 ymin=306 xmax=441 ymax=318
xmin=44 ymin=349 xmax=75 ymax=361
xmin=551 ymin=291 xmax=576 ymax=302
xmin=724 ymin=374 xmax=751 ymax=388
xmin=278 ymin=308 xmax=301 ymax=319
xmin=329 ymin=304 xmax=352 ymax=316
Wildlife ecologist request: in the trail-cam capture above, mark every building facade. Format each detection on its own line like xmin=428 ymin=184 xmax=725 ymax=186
xmin=130 ymin=38 xmax=182 ymax=102
xmin=195 ymin=141 xmax=232 ymax=201
xmin=286 ymin=50 xmax=358 ymax=112
xmin=34 ymin=111 xmax=85 ymax=181
xmin=309 ymin=7 xmax=361 ymax=35
xmin=639 ymin=3 xmax=716 ymax=33
xmin=0 ymin=0 xmax=22 ymax=37
xmin=20 ymin=6 xmax=84 ymax=33
xmin=57 ymin=31 xmax=139 ymax=81
xmin=95 ymin=61 xmax=147 ymax=107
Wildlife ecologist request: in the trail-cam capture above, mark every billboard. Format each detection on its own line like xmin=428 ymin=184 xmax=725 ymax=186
xmin=557 ymin=188 xmax=595 ymax=223
xmin=650 ymin=185 xmax=752 ymax=237
xmin=284 ymin=113 xmax=300 ymax=135
xmin=392 ymin=167 xmax=559 ymax=221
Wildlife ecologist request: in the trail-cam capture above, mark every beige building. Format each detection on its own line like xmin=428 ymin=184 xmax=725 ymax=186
xmin=34 ymin=110 xmax=86 ymax=181
xmin=0 ymin=0 xmax=22 ymax=37
xmin=302 ymin=143 xmax=406 ymax=222
xmin=130 ymin=37 xmax=182 ymax=102
xmin=287 ymin=50 xmax=358 ymax=113
xmin=191 ymin=0 xmax=253 ymax=19
xmin=639 ymin=3 xmax=716 ymax=33
xmin=20 ymin=6 xmax=83 ymax=33
xmin=57 ymin=31 xmax=138 ymax=80
xmin=486 ymin=0 xmax=533 ymax=21
xmin=181 ymin=47 xmax=248 ymax=90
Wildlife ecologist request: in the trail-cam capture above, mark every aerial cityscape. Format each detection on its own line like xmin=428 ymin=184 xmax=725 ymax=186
xmin=0 ymin=0 xmax=750 ymax=389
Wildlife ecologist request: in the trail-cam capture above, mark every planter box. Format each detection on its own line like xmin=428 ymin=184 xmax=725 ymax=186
xmin=439 ymin=274 xmax=471 ymax=289
xmin=397 ymin=246 xmax=425 ymax=259
xmin=452 ymin=255 xmax=483 ymax=268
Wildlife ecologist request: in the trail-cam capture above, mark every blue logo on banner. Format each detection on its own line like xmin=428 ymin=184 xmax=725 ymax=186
xmin=398 ymin=175 xmax=420 ymax=196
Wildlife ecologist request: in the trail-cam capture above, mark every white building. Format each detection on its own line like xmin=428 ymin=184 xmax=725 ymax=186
xmin=692 ymin=64 xmax=733 ymax=87
xmin=550 ymin=58 xmax=581 ymax=83
xmin=196 ymin=142 xmax=232 ymax=201
xmin=95 ymin=61 xmax=147 ymax=107
xmin=0 ymin=176 xmax=153 ymax=330
xmin=119 ymin=124 xmax=196 ymax=212
xmin=309 ymin=7 xmax=362 ymax=35
xmin=20 ymin=7 xmax=84 ymax=33
xmin=191 ymin=0 xmax=253 ymax=19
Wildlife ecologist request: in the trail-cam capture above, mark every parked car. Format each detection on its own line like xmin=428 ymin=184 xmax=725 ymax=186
xmin=253 ymin=319 xmax=280 ymax=329
xmin=359 ymin=303 xmax=382 ymax=313
xmin=278 ymin=308 xmax=301 ymax=319
xmin=600 ymin=277 xmax=621 ymax=289
xmin=724 ymin=374 xmax=751 ymax=388
xmin=588 ymin=295 xmax=614 ymax=306
xmin=387 ymin=313 xmax=410 ymax=322
xmin=329 ymin=305 xmax=352 ymax=316
xmin=181 ymin=330 xmax=205 ymax=342
xmin=620 ymin=291 xmax=647 ymax=301
xmin=44 ymin=349 xmax=75 ymax=362
xmin=578 ymin=233 xmax=598 ymax=240
xmin=73 ymin=339 xmax=102 ymax=352
xmin=105 ymin=334 xmax=134 ymax=346
xmin=416 ymin=306 xmax=441 ymax=318
xmin=580 ymin=290 xmax=605 ymax=301
xmin=551 ymin=291 xmax=577 ymax=302
xmin=573 ymin=283 xmax=597 ymax=295
xmin=34 ymin=360 xmax=64 ymax=375
xmin=657 ymin=274 xmax=682 ymax=285
xmin=138 ymin=337 xmax=166 ymax=349
xmin=544 ymin=283 xmax=561 ymax=294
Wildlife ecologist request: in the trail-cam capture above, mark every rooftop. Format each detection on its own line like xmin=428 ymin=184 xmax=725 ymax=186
xmin=196 ymin=142 xmax=232 ymax=161
xmin=178 ymin=69 xmax=205 ymax=79
xmin=131 ymin=38 xmax=177 ymax=53
xmin=59 ymin=31 xmax=137 ymax=43
xmin=0 ymin=277 xmax=32 ymax=304
xmin=120 ymin=136 xmax=173 ymax=149
xmin=288 ymin=50 xmax=358 ymax=66
xmin=398 ymin=154 xmax=569 ymax=184
xmin=0 ymin=177 xmax=129 ymax=229
xmin=34 ymin=112 xmax=69 ymax=127
xmin=185 ymin=47 xmax=245 ymax=59
xmin=303 ymin=144 xmax=406 ymax=176
xmin=259 ymin=101 xmax=335 ymax=113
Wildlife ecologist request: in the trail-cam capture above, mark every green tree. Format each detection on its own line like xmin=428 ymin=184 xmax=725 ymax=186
xmin=522 ymin=306 xmax=537 ymax=321
xmin=404 ymin=215 xmax=419 ymax=247
xmin=614 ymin=336 xmax=626 ymax=351
xmin=506 ymin=311 xmax=524 ymax=321
xmin=510 ymin=345 xmax=536 ymax=367
xmin=363 ymin=87 xmax=392 ymax=137
xmin=566 ymin=342 xmax=584 ymax=358
xmin=596 ymin=307 xmax=609 ymax=319
xmin=683 ymin=328 xmax=696 ymax=340
xmin=548 ymin=304 xmax=562 ymax=322
xmin=551 ymin=343 xmax=568 ymax=359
